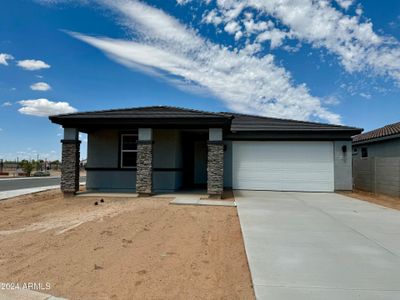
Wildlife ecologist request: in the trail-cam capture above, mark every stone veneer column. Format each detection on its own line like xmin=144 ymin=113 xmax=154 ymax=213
xmin=136 ymin=128 xmax=153 ymax=196
xmin=207 ymin=128 xmax=224 ymax=198
xmin=61 ymin=128 xmax=80 ymax=197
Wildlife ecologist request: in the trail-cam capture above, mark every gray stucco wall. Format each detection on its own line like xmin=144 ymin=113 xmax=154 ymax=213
xmin=86 ymin=129 xmax=183 ymax=192
xmin=87 ymin=130 xmax=119 ymax=167
xmin=353 ymin=157 xmax=400 ymax=197
xmin=223 ymin=141 xmax=232 ymax=188
xmin=334 ymin=141 xmax=353 ymax=190
xmin=86 ymin=130 xmax=354 ymax=192
xmin=352 ymin=138 xmax=400 ymax=197
xmin=87 ymin=170 xmax=136 ymax=192
xmin=353 ymin=138 xmax=400 ymax=159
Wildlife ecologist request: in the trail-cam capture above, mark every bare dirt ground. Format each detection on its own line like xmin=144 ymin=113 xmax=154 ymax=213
xmin=340 ymin=190 xmax=400 ymax=211
xmin=0 ymin=190 xmax=254 ymax=300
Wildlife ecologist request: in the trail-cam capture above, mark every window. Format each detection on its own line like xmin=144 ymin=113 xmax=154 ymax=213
xmin=361 ymin=147 xmax=368 ymax=158
xmin=353 ymin=147 xmax=358 ymax=155
xmin=121 ymin=134 xmax=138 ymax=168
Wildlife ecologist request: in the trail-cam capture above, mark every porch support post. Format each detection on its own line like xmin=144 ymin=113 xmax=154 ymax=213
xmin=136 ymin=128 xmax=153 ymax=196
xmin=61 ymin=128 xmax=80 ymax=197
xmin=207 ymin=128 xmax=224 ymax=199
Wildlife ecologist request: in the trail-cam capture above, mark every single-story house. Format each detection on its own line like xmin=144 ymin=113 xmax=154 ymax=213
xmin=352 ymin=121 xmax=400 ymax=197
xmin=49 ymin=106 xmax=362 ymax=198
xmin=352 ymin=122 xmax=400 ymax=159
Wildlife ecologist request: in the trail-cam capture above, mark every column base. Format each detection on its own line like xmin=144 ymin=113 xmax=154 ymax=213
xmin=208 ymin=193 xmax=222 ymax=199
xmin=137 ymin=193 xmax=153 ymax=197
xmin=63 ymin=191 xmax=76 ymax=198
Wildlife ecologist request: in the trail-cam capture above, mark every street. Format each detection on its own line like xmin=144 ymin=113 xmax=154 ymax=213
xmin=0 ymin=176 xmax=86 ymax=192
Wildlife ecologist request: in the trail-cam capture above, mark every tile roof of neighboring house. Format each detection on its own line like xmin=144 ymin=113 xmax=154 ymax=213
xmin=49 ymin=105 xmax=362 ymax=134
xmin=353 ymin=121 xmax=400 ymax=144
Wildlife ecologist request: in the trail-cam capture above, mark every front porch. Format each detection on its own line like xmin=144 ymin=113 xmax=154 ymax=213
xmin=60 ymin=127 xmax=227 ymax=198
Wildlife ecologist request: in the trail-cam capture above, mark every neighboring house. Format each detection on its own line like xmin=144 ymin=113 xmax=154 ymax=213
xmin=49 ymin=106 xmax=361 ymax=198
xmin=352 ymin=122 xmax=400 ymax=197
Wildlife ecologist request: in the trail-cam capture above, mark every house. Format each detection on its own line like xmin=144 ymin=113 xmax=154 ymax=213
xmin=352 ymin=121 xmax=400 ymax=197
xmin=49 ymin=106 xmax=362 ymax=198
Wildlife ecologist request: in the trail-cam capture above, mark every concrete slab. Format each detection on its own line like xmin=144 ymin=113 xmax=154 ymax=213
xmin=0 ymin=185 xmax=60 ymax=200
xmin=256 ymin=286 xmax=400 ymax=300
xmin=170 ymin=198 xmax=236 ymax=207
xmin=0 ymin=183 xmax=85 ymax=201
xmin=76 ymin=191 xmax=138 ymax=198
xmin=0 ymin=289 xmax=67 ymax=300
xmin=235 ymin=191 xmax=400 ymax=300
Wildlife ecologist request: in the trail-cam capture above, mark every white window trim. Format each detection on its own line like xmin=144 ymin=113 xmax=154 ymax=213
xmin=121 ymin=133 xmax=138 ymax=168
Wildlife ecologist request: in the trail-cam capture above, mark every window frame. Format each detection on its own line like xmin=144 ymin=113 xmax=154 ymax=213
xmin=361 ymin=147 xmax=368 ymax=158
xmin=120 ymin=133 xmax=138 ymax=168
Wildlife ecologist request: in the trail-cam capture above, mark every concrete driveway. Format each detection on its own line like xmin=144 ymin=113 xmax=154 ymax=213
xmin=235 ymin=191 xmax=400 ymax=300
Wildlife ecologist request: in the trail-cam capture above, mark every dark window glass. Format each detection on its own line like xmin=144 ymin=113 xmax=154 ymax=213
xmin=122 ymin=135 xmax=137 ymax=151
xmin=361 ymin=147 xmax=368 ymax=158
xmin=121 ymin=134 xmax=138 ymax=167
xmin=122 ymin=151 xmax=137 ymax=167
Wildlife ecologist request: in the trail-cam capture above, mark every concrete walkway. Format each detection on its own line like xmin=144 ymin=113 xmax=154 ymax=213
xmin=235 ymin=191 xmax=400 ymax=300
xmin=0 ymin=185 xmax=60 ymax=200
xmin=0 ymin=288 xmax=66 ymax=299
xmin=0 ymin=183 xmax=86 ymax=201
xmin=0 ymin=176 xmax=86 ymax=192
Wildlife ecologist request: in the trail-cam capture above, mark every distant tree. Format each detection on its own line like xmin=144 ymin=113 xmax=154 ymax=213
xmin=51 ymin=160 xmax=61 ymax=170
xmin=20 ymin=160 xmax=34 ymax=176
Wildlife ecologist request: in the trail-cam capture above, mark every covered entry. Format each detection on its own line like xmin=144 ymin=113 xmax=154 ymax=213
xmin=232 ymin=141 xmax=334 ymax=192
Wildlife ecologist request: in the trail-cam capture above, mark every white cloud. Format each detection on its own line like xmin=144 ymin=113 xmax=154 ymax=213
xmin=203 ymin=10 xmax=223 ymax=26
xmin=30 ymin=82 xmax=52 ymax=91
xmin=0 ymin=53 xmax=14 ymax=66
xmin=2 ymin=101 xmax=12 ymax=107
xmin=224 ymin=21 xmax=240 ymax=34
xmin=176 ymin=0 xmax=191 ymax=5
xmin=336 ymin=0 xmax=354 ymax=10
xmin=18 ymin=98 xmax=77 ymax=117
xmin=17 ymin=59 xmax=50 ymax=71
xmin=323 ymin=95 xmax=340 ymax=106
xmin=256 ymin=28 xmax=290 ymax=49
xmin=359 ymin=92 xmax=371 ymax=99
xmin=67 ymin=0 xmax=340 ymax=124
xmin=201 ymin=0 xmax=400 ymax=84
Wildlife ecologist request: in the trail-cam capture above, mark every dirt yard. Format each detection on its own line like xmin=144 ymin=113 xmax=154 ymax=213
xmin=340 ymin=190 xmax=400 ymax=211
xmin=0 ymin=190 xmax=254 ymax=300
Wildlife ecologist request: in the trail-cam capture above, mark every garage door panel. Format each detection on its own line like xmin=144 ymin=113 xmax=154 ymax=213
xmin=232 ymin=141 xmax=334 ymax=192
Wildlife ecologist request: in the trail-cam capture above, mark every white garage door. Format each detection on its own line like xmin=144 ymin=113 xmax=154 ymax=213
xmin=232 ymin=141 xmax=334 ymax=192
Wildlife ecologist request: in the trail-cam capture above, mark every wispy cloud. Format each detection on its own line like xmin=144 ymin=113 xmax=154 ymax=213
xmin=198 ymin=0 xmax=400 ymax=83
xmin=18 ymin=98 xmax=77 ymax=117
xmin=0 ymin=53 xmax=14 ymax=66
xmin=67 ymin=0 xmax=340 ymax=124
xmin=2 ymin=101 xmax=12 ymax=107
xmin=30 ymin=82 xmax=52 ymax=91
xmin=17 ymin=59 xmax=50 ymax=71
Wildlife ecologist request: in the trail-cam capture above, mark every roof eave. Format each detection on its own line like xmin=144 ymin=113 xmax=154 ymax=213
xmin=352 ymin=132 xmax=400 ymax=145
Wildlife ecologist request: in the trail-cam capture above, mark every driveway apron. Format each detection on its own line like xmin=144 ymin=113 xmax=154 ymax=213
xmin=235 ymin=191 xmax=400 ymax=300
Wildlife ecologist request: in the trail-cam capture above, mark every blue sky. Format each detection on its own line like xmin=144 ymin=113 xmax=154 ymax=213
xmin=0 ymin=0 xmax=399 ymax=161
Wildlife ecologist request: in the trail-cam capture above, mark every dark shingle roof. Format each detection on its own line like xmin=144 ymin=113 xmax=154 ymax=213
xmin=353 ymin=121 xmax=400 ymax=144
xmin=51 ymin=106 xmax=230 ymax=119
xmin=49 ymin=105 xmax=362 ymax=134
xmin=224 ymin=112 xmax=361 ymax=133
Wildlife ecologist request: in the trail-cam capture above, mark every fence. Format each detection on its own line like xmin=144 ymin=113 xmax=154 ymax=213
xmin=353 ymin=157 xmax=400 ymax=197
